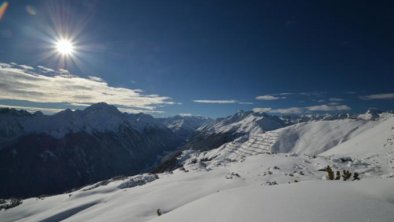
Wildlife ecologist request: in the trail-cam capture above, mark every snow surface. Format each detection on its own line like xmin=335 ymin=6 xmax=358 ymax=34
xmin=198 ymin=111 xmax=284 ymax=135
xmin=150 ymin=179 xmax=394 ymax=222
xmin=271 ymin=119 xmax=378 ymax=154
xmin=185 ymin=117 xmax=380 ymax=166
xmin=1 ymin=114 xmax=394 ymax=222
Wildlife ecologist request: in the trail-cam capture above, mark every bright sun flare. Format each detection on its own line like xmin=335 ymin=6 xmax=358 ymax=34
xmin=55 ymin=39 xmax=74 ymax=55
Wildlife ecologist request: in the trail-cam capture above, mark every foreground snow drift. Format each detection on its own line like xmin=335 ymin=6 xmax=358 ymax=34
xmin=1 ymin=152 xmax=392 ymax=222
xmin=0 ymin=153 xmax=328 ymax=222
xmin=150 ymin=179 xmax=394 ymax=222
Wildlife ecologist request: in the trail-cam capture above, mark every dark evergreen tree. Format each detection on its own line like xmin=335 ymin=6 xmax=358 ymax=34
xmin=353 ymin=172 xmax=360 ymax=180
xmin=326 ymin=166 xmax=334 ymax=180
xmin=342 ymin=170 xmax=352 ymax=181
xmin=335 ymin=171 xmax=341 ymax=180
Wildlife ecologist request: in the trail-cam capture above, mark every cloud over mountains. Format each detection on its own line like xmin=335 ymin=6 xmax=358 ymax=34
xmin=253 ymin=104 xmax=351 ymax=114
xmin=360 ymin=93 xmax=394 ymax=100
xmin=0 ymin=63 xmax=174 ymax=113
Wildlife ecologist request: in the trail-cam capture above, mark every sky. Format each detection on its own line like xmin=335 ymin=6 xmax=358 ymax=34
xmin=0 ymin=0 xmax=393 ymax=117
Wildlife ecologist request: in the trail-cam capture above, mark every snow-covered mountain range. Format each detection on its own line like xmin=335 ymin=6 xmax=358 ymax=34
xmin=181 ymin=111 xmax=286 ymax=151
xmin=0 ymin=103 xmax=168 ymax=141
xmin=1 ymin=106 xmax=394 ymax=222
xmin=158 ymin=115 xmax=212 ymax=141
xmin=0 ymin=103 xmax=186 ymax=198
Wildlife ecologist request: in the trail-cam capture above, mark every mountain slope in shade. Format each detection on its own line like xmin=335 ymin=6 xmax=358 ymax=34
xmin=0 ymin=103 xmax=183 ymax=198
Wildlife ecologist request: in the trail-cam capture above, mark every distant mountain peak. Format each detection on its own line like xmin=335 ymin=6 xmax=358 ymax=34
xmin=358 ymin=108 xmax=382 ymax=120
xmin=0 ymin=107 xmax=32 ymax=117
xmin=83 ymin=102 xmax=120 ymax=114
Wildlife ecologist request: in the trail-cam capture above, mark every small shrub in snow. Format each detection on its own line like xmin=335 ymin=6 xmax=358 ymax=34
xmin=326 ymin=166 xmax=335 ymax=180
xmin=335 ymin=171 xmax=341 ymax=180
xmin=353 ymin=172 xmax=360 ymax=180
xmin=266 ymin=181 xmax=278 ymax=186
xmin=342 ymin=170 xmax=352 ymax=181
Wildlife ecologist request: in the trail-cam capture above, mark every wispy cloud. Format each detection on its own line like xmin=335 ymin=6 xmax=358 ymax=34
xmin=299 ymin=92 xmax=326 ymax=96
xmin=253 ymin=106 xmax=303 ymax=114
xmin=329 ymin=97 xmax=344 ymax=102
xmin=307 ymin=104 xmax=350 ymax=112
xmin=179 ymin=113 xmax=193 ymax=117
xmin=0 ymin=64 xmax=174 ymax=114
xmin=193 ymin=99 xmax=237 ymax=104
xmin=193 ymin=99 xmax=252 ymax=105
xmin=238 ymin=101 xmax=254 ymax=105
xmin=277 ymin=92 xmax=294 ymax=96
xmin=271 ymin=107 xmax=304 ymax=114
xmin=0 ymin=104 xmax=63 ymax=114
xmin=360 ymin=93 xmax=394 ymax=100
xmin=252 ymin=107 xmax=272 ymax=113
xmin=256 ymin=95 xmax=285 ymax=100
xmin=253 ymin=103 xmax=351 ymax=114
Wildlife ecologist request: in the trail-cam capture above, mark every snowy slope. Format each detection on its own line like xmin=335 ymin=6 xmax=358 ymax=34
xmin=184 ymin=117 xmax=381 ymax=166
xmin=322 ymin=114 xmax=394 ymax=157
xmin=271 ymin=118 xmax=379 ymax=154
xmin=182 ymin=111 xmax=285 ymax=151
xmin=0 ymin=153 xmax=329 ymax=222
xmin=160 ymin=116 xmax=210 ymax=133
xmin=159 ymin=115 xmax=212 ymax=141
xmin=1 ymin=112 xmax=394 ymax=222
xmin=150 ymin=179 xmax=394 ymax=222
xmin=321 ymin=114 xmax=394 ymax=177
xmin=198 ymin=110 xmax=285 ymax=135
xmin=1 ymin=151 xmax=393 ymax=222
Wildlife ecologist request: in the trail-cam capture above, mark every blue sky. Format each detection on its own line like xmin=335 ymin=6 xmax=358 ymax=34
xmin=0 ymin=0 xmax=393 ymax=117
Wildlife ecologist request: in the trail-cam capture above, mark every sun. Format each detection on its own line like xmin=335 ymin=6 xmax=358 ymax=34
xmin=55 ymin=39 xmax=74 ymax=56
